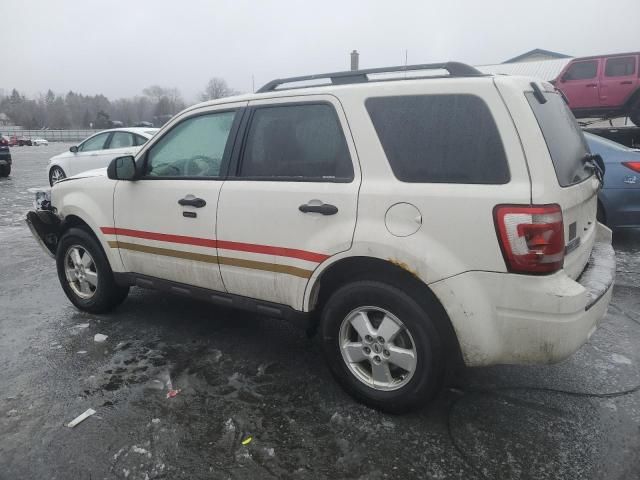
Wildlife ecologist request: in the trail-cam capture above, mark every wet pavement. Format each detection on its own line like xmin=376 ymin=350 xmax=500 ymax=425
xmin=1 ymin=144 xmax=639 ymax=480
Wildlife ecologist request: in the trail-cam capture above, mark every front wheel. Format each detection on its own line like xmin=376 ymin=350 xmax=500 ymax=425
xmin=49 ymin=166 xmax=66 ymax=185
xmin=0 ymin=165 xmax=10 ymax=177
xmin=320 ymin=281 xmax=445 ymax=413
xmin=56 ymin=227 xmax=129 ymax=313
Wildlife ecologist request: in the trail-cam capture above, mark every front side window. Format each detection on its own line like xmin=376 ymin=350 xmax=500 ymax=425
xmin=146 ymin=111 xmax=236 ymax=178
xmin=79 ymin=133 xmax=110 ymax=152
xmin=366 ymin=94 xmax=509 ymax=184
xmin=239 ymin=104 xmax=353 ymax=181
xmin=605 ymin=56 xmax=636 ymax=77
xmin=109 ymin=132 xmax=135 ymax=149
xmin=563 ymin=61 xmax=598 ymax=81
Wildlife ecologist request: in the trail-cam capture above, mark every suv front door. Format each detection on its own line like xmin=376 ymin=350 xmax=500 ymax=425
xmin=216 ymin=96 xmax=361 ymax=310
xmin=559 ymin=59 xmax=601 ymax=110
xmin=110 ymin=104 xmax=245 ymax=291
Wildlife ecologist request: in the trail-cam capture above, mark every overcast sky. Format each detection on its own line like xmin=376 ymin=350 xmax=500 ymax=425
xmin=1 ymin=0 xmax=638 ymax=102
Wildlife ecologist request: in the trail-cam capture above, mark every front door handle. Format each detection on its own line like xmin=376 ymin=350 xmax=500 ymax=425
xmin=178 ymin=197 xmax=206 ymax=208
xmin=621 ymin=80 xmax=633 ymax=85
xmin=299 ymin=202 xmax=338 ymax=215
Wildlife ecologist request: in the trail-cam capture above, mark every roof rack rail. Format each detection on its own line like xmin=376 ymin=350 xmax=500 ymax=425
xmin=257 ymin=62 xmax=483 ymax=93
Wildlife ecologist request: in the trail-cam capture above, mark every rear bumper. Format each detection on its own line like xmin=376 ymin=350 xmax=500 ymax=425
xmin=599 ymin=188 xmax=640 ymax=228
xmin=431 ymin=222 xmax=615 ymax=366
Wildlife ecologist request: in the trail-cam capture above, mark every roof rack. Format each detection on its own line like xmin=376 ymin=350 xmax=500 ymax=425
xmin=257 ymin=62 xmax=483 ymax=93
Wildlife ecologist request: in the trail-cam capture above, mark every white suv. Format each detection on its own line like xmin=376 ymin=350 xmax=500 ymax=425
xmin=27 ymin=63 xmax=616 ymax=412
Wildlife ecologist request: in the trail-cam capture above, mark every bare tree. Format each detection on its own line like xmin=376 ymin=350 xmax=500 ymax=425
xmin=200 ymin=78 xmax=238 ymax=101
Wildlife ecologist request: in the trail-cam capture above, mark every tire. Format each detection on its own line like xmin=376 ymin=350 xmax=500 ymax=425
xmin=0 ymin=165 xmax=10 ymax=177
xmin=320 ymin=280 xmax=445 ymax=413
xmin=49 ymin=166 xmax=66 ymax=186
xmin=597 ymin=201 xmax=607 ymax=226
xmin=630 ymin=108 xmax=640 ymax=127
xmin=56 ymin=227 xmax=129 ymax=313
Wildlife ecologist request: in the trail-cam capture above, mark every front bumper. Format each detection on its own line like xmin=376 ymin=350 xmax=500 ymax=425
xmin=26 ymin=210 xmax=61 ymax=258
xmin=431 ymin=222 xmax=616 ymax=367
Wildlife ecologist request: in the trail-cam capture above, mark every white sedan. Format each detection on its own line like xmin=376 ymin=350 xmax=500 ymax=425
xmin=32 ymin=138 xmax=49 ymax=146
xmin=47 ymin=127 xmax=158 ymax=185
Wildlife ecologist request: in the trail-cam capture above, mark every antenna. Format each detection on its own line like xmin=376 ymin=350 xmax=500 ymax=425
xmin=404 ymin=50 xmax=408 ymax=78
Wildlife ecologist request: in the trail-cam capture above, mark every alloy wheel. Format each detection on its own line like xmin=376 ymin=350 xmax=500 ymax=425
xmin=64 ymin=245 xmax=98 ymax=299
xmin=339 ymin=306 xmax=417 ymax=391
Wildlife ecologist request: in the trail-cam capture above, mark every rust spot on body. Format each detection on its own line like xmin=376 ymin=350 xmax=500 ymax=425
xmin=388 ymin=258 xmax=419 ymax=277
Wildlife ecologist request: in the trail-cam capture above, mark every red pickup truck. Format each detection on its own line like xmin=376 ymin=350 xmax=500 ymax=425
xmin=554 ymin=52 xmax=640 ymax=125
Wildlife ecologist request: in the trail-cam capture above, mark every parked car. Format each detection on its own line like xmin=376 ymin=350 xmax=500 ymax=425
xmin=554 ymin=52 xmax=640 ymax=125
xmin=32 ymin=138 xmax=49 ymax=146
xmin=26 ymin=63 xmax=615 ymax=412
xmin=0 ymin=134 xmax=11 ymax=177
xmin=584 ymin=132 xmax=640 ymax=228
xmin=47 ymin=127 xmax=158 ymax=185
xmin=9 ymin=135 xmax=32 ymax=146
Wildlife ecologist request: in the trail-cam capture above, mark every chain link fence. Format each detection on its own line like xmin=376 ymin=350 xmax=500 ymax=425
xmin=0 ymin=127 xmax=100 ymax=142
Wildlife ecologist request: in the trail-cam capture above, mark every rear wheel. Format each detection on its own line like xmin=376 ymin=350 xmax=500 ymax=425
xmin=630 ymin=108 xmax=640 ymax=127
xmin=49 ymin=166 xmax=66 ymax=185
xmin=56 ymin=227 xmax=129 ymax=313
xmin=0 ymin=165 xmax=10 ymax=177
xmin=320 ymin=280 xmax=445 ymax=413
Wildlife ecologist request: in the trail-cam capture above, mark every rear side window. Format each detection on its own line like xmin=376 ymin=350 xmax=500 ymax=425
xmin=134 ymin=134 xmax=148 ymax=146
xmin=563 ymin=61 xmax=598 ymax=80
xmin=605 ymin=56 xmax=636 ymax=77
xmin=525 ymin=91 xmax=591 ymax=187
xmin=240 ymin=104 xmax=353 ymax=181
xmin=366 ymin=94 xmax=509 ymax=184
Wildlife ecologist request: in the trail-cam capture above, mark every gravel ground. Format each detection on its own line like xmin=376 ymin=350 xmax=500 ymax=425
xmin=1 ymin=144 xmax=639 ymax=480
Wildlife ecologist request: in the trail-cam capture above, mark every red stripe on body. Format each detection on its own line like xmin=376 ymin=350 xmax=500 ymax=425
xmin=100 ymin=227 xmax=329 ymax=263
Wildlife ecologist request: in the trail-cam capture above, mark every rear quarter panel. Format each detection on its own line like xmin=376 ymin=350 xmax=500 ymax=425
xmin=304 ymin=78 xmax=531 ymax=310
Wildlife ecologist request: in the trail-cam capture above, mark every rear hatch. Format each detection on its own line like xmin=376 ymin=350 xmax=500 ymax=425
xmin=497 ymin=77 xmax=601 ymax=279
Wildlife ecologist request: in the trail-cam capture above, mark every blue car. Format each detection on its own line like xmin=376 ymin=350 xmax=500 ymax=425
xmin=584 ymin=132 xmax=640 ymax=228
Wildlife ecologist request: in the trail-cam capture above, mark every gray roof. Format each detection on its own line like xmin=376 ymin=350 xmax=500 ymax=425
xmin=476 ymin=58 xmax=573 ymax=81
xmin=503 ymin=49 xmax=572 ymax=63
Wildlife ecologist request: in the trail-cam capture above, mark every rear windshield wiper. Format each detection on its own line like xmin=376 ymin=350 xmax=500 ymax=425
xmin=582 ymin=153 xmax=605 ymax=187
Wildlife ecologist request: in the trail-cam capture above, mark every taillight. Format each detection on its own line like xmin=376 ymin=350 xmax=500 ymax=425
xmin=493 ymin=204 xmax=564 ymax=274
xmin=622 ymin=161 xmax=640 ymax=173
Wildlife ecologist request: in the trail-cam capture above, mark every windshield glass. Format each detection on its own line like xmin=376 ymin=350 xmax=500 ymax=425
xmin=526 ymin=91 xmax=591 ymax=187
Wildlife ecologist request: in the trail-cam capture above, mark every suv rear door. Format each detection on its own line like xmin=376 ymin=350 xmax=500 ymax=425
xmin=216 ymin=95 xmax=360 ymax=310
xmin=497 ymin=77 xmax=601 ymax=279
xmin=599 ymin=55 xmax=638 ymax=107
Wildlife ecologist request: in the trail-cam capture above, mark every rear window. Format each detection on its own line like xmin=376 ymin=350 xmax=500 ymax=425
xmin=365 ymin=94 xmax=509 ymax=184
xmin=525 ymin=91 xmax=591 ymax=187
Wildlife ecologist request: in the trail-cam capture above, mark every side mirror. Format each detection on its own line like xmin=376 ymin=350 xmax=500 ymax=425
xmin=69 ymin=145 xmax=78 ymax=153
xmin=107 ymin=155 xmax=137 ymax=181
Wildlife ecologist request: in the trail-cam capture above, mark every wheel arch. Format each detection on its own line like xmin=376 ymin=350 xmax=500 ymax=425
xmin=308 ymin=256 xmax=463 ymax=368
xmin=57 ymin=213 xmax=123 ymax=271
xmin=625 ymin=87 xmax=640 ymax=110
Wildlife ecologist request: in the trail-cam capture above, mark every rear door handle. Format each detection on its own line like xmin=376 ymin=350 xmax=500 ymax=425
xmin=299 ymin=202 xmax=338 ymax=215
xmin=585 ymin=83 xmax=597 ymax=87
xmin=178 ymin=197 xmax=206 ymax=208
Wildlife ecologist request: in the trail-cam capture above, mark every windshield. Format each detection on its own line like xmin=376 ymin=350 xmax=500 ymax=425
xmin=526 ymin=91 xmax=592 ymax=187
